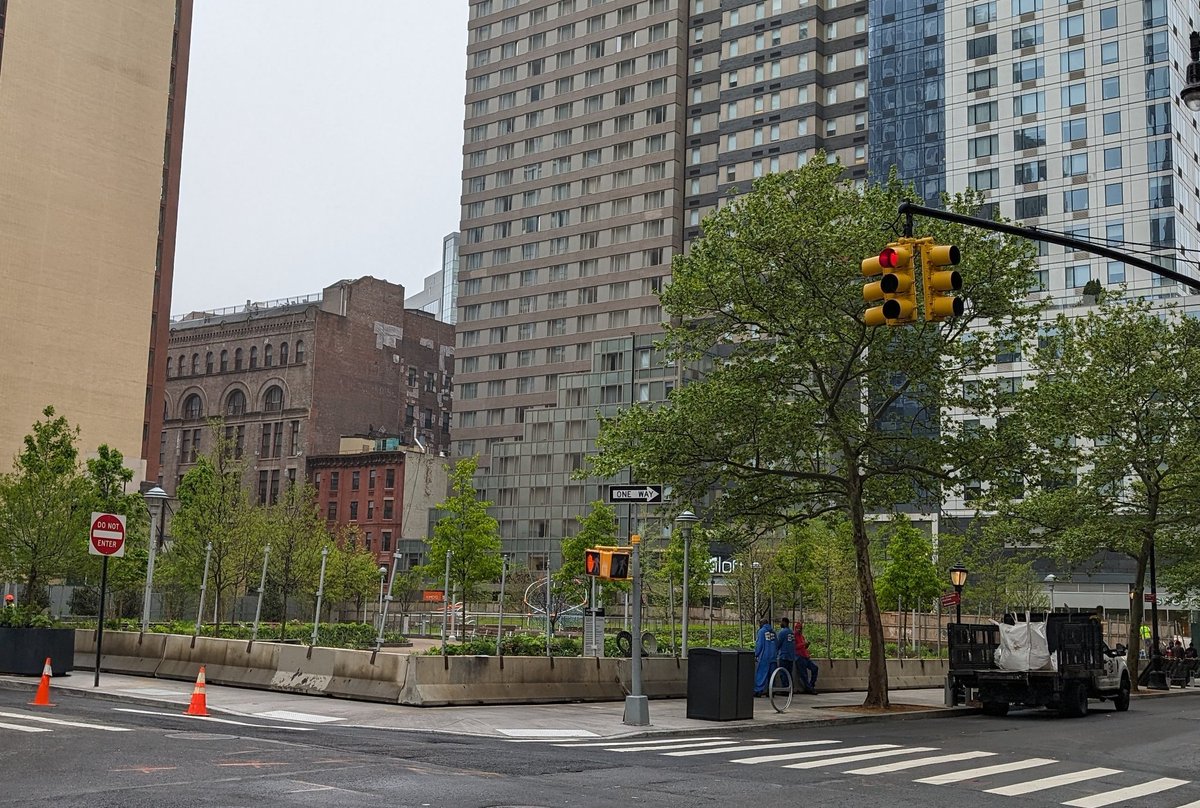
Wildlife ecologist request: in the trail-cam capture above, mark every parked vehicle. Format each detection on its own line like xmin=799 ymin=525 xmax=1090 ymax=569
xmin=947 ymin=613 xmax=1130 ymax=717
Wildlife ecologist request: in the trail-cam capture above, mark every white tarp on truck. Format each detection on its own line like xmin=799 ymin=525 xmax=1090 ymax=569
xmin=993 ymin=619 xmax=1054 ymax=671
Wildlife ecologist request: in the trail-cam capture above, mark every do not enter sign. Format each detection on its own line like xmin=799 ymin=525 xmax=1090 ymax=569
xmin=89 ymin=512 xmax=127 ymax=557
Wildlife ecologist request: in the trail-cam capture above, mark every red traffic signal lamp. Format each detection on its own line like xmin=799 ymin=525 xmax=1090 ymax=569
xmin=921 ymin=243 xmax=963 ymax=321
xmin=862 ymin=244 xmax=917 ymax=326
xmin=584 ymin=549 xmax=601 ymax=577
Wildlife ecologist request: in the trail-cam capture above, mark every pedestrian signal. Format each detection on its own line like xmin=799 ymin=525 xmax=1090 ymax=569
xmin=584 ymin=549 xmax=601 ymax=577
xmin=606 ymin=550 xmax=631 ymax=580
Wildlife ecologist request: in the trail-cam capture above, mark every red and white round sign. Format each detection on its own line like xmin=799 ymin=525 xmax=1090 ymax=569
xmin=89 ymin=512 xmax=127 ymax=557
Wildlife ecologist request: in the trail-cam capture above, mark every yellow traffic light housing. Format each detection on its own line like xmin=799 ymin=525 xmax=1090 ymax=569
xmin=921 ymin=243 xmax=963 ymax=321
xmin=862 ymin=244 xmax=917 ymax=326
xmin=584 ymin=546 xmax=632 ymax=580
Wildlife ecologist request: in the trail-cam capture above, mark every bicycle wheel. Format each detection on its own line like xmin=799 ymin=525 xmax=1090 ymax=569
xmin=768 ymin=664 xmax=793 ymax=713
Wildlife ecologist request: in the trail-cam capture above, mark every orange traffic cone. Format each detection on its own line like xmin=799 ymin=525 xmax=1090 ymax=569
xmin=184 ymin=665 xmax=208 ymax=716
xmin=30 ymin=657 xmax=54 ymax=707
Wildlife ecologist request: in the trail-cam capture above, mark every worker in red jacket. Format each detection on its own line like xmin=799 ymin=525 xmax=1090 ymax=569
xmin=793 ymin=622 xmax=819 ymax=695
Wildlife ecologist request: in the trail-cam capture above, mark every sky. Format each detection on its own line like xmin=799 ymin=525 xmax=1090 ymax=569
xmin=172 ymin=2 xmax=468 ymax=314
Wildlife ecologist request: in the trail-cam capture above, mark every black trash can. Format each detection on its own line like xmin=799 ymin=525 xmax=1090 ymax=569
xmin=686 ymin=647 xmax=755 ymax=720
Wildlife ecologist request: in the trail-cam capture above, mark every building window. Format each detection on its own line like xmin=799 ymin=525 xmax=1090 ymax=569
xmin=967 ymin=2 xmax=996 ymax=25
xmin=968 ymin=135 xmax=999 ymax=158
xmin=225 ymin=389 xmax=246 ymax=416
xmin=383 ymin=499 xmax=394 ymax=520
xmin=349 ymin=501 xmax=358 ymax=521
xmin=1062 ymin=118 xmax=1087 ymax=142
xmin=382 ymin=531 xmax=392 ymax=552
xmin=183 ymin=394 xmax=203 ymax=420
xmin=1062 ymin=153 xmax=1088 ymax=177
xmin=369 ymin=468 xmax=376 ymax=490
xmin=191 ymin=354 xmax=200 ymax=374
xmin=966 ymin=35 xmax=996 ymax=59
xmin=1012 ymin=23 xmax=1043 ymax=49
xmin=264 ymin=344 xmax=273 ymax=367
xmin=263 ymin=385 xmax=283 ymax=412
xmin=327 ymin=501 xmax=337 ymax=520
xmin=330 ymin=471 xmax=339 ymax=492
xmin=219 ymin=350 xmax=228 ymax=372
xmin=385 ymin=468 xmax=395 ymax=489
xmin=1105 ymin=183 xmax=1124 ymax=206
xmin=1063 ymin=188 xmax=1089 ymax=212
xmin=1103 ymin=147 xmax=1122 ymax=170
xmin=1014 ymin=160 xmax=1046 ymax=184
xmin=205 ymin=352 xmax=214 ymax=374
xmin=1014 ymin=195 xmax=1047 ymax=218
xmin=280 ymin=342 xmax=289 ymax=364
xmin=1012 ymin=58 xmax=1043 ymax=83
xmin=295 ymin=341 xmax=305 ymax=362
xmin=1013 ymin=125 xmax=1046 ymax=150
xmin=250 ymin=346 xmax=258 ymax=369
xmin=234 ymin=348 xmax=243 ymax=370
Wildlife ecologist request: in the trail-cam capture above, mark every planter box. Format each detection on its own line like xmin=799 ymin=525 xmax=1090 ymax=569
xmin=0 ymin=627 xmax=75 ymax=676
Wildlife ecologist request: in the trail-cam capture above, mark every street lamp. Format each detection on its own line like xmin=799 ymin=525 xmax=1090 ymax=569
xmin=1182 ymin=32 xmax=1200 ymax=111
xmin=376 ymin=565 xmax=388 ymax=633
xmin=1044 ymin=574 xmax=1057 ymax=613
xmin=140 ymin=486 xmax=168 ymax=638
xmin=674 ymin=510 xmax=700 ymax=658
xmin=751 ymin=561 xmax=762 ymax=621
xmin=949 ymin=564 xmax=968 ymax=625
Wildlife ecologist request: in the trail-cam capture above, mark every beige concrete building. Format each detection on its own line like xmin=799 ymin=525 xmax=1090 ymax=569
xmin=0 ymin=0 xmax=191 ymax=478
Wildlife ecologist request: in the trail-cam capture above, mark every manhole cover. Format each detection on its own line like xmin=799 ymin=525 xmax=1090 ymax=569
xmin=166 ymin=731 xmax=237 ymax=741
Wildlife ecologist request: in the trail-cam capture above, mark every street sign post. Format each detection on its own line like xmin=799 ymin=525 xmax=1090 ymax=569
xmin=88 ymin=512 xmax=126 ymax=689
xmin=940 ymin=592 xmax=961 ymax=608
xmin=607 ymin=485 xmax=663 ymax=504
xmin=89 ymin=513 xmax=127 ymax=557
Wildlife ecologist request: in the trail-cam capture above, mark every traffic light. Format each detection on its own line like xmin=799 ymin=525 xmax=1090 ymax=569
xmin=584 ymin=547 xmax=632 ymax=580
xmin=862 ymin=244 xmax=917 ymax=326
xmin=921 ymin=242 xmax=963 ymax=321
xmin=584 ymin=549 xmax=601 ymax=577
xmin=606 ymin=550 xmax=631 ymax=580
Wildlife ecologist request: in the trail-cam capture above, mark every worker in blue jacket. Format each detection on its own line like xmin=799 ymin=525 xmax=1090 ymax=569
xmin=753 ymin=618 xmax=777 ymax=696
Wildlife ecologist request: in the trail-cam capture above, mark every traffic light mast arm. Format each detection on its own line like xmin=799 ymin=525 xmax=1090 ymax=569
xmin=898 ymin=201 xmax=1200 ymax=292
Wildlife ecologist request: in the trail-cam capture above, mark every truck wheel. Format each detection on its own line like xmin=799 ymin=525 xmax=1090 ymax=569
xmin=1114 ymin=675 xmax=1130 ymax=712
xmin=1061 ymin=683 xmax=1089 ymax=718
xmin=981 ymin=701 xmax=1009 ymax=717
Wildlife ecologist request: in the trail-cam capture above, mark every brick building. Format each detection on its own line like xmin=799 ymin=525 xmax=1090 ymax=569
xmin=308 ymin=437 xmax=450 ymax=567
xmin=160 ymin=277 xmax=454 ymax=505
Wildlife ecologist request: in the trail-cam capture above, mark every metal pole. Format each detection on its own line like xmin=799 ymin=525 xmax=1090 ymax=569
xmin=497 ymin=557 xmax=507 ymax=657
xmin=192 ymin=542 xmax=212 ymax=649
xmin=94 ymin=556 xmax=109 ymax=687
xmin=589 ymin=573 xmax=598 ymax=657
xmin=309 ymin=546 xmax=329 ymax=654
xmin=954 ymin=585 xmax=963 ymax=625
xmin=708 ymin=575 xmax=714 ymax=646
xmin=441 ymin=549 xmax=451 ymax=659
xmin=377 ymin=566 xmax=387 ymax=633
xmin=681 ymin=527 xmax=691 ymax=658
xmin=545 ymin=536 xmax=552 ymax=657
xmin=623 ymin=531 xmax=649 ymax=726
xmin=372 ymin=551 xmax=403 ymax=663
xmin=248 ymin=544 xmax=270 ymax=651
xmin=140 ymin=503 xmax=161 ymax=637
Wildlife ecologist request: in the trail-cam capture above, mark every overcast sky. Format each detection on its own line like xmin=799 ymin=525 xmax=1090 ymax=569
xmin=172 ymin=2 xmax=468 ymax=314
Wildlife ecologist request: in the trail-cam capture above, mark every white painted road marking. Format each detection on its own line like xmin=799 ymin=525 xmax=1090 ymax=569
xmin=254 ymin=710 xmax=345 ymax=724
xmin=985 ymin=767 xmax=1122 ymax=796
xmin=784 ymin=746 xmax=939 ymax=770
xmin=1061 ymin=777 xmax=1189 ymax=807
xmin=0 ymin=720 xmax=49 ymax=733
xmin=916 ymin=757 xmax=1057 ymax=785
xmin=550 ymin=736 xmax=732 ymax=748
xmin=663 ymin=740 xmax=840 ymax=758
xmin=844 ymin=750 xmax=997 ymax=775
xmin=0 ymin=710 xmax=133 ymax=732
xmin=498 ymin=728 xmax=600 ymax=738
xmin=611 ymin=740 xmax=743 ymax=753
xmin=733 ymin=743 xmax=900 ymax=765
xmin=113 ymin=707 xmax=314 ymax=731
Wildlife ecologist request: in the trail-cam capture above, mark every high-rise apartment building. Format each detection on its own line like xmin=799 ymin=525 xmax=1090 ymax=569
xmin=457 ymin=0 xmax=870 ymax=562
xmin=0 ymin=0 xmax=192 ymax=479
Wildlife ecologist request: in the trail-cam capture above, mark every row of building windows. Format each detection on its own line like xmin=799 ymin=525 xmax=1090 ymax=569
xmin=458 ymin=305 xmax=663 ymax=348
xmin=316 ymin=468 xmax=398 ymax=492
xmin=168 ymin=341 xmax=305 ymax=377
xmin=460 ymin=278 xmax=662 ymax=313
xmin=178 ymin=385 xmax=286 ymax=421
xmin=967 ymin=0 xmax=1166 ymax=28
xmin=324 ymin=498 xmax=395 ymax=522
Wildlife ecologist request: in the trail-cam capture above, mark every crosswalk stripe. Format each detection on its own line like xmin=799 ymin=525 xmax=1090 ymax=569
xmin=609 ymin=740 xmax=742 ymax=753
xmin=845 ymin=750 xmax=997 ymax=775
xmin=0 ymin=720 xmax=49 ymax=733
xmin=986 ymin=767 xmax=1122 ymax=796
xmin=784 ymin=746 xmax=938 ymax=770
xmin=552 ymin=736 xmax=734 ymax=748
xmin=1061 ymin=777 xmax=1190 ymax=808
xmin=1167 ymin=800 xmax=1200 ymax=808
xmin=733 ymin=743 xmax=899 ymax=765
xmin=113 ymin=707 xmax=314 ymax=731
xmin=663 ymin=740 xmax=841 ymax=758
xmin=917 ymin=758 xmax=1058 ymax=785
xmin=0 ymin=710 xmax=132 ymax=732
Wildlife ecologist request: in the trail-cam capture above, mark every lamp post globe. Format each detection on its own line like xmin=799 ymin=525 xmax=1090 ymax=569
xmin=140 ymin=486 xmax=169 ymax=635
xmin=674 ymin=510 xmax=701 ymax=657
xmin=949 ymin=564 xmax=968 ymax=624
xmin=1043 ymin=574 xmax=1057 ymax=613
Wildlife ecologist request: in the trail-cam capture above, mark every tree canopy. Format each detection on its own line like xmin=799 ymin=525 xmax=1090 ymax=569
xmin=590 ymin=161 xmax=1042 ymax=706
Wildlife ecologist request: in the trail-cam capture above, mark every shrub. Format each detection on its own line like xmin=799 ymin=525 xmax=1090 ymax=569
xmin=0 ymin=606 xmax=60 ymax=628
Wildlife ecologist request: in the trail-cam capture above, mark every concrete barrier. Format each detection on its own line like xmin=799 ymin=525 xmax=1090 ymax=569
xmin=69 ymin=629 xmax=949 ymax=705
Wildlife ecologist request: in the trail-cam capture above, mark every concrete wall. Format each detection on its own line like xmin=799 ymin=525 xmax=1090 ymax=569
xmin=74 ymin=631 xmax=950 ymax=706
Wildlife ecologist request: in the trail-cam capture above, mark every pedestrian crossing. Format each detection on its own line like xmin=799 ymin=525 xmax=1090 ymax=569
xmin=0 ymin=709 xmax=134 ymax=734
xmin=528 ymin=734 xmax=1198 ymax=807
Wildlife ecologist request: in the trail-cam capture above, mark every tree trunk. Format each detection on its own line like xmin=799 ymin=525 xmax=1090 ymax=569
xmin=1126 ymin=537 xmax=1151 ymax=691
xmin=849 ymin=474 xmax=889 ymax=708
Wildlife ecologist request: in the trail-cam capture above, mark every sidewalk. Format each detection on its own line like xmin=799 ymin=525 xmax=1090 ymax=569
xmin=1 ymin=666 xmax=1193 ymax=740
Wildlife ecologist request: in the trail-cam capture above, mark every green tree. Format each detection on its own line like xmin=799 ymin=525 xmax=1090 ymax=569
xmin=996 ymin=298 xmax=1200 ymax=684
xmin=874 ymin=518 xmax=941 ymax=647
xmin=558 ymin=501 xmax=628 ymax=608
xmin=420 ymin=457 xmax=503 ymax=641
xmin=262 ymin=482 xmax=325 ymax=637
xmin=0 ymin=406 xmax=92 ymax=606
xmin=163 ymin=423 xmax=260 ymax=630
xmin=590 ymin=162 xmax=1042 ymax=706
xmin=83 ymin=445 xmax=151 ymax=618
xmin=320 ymin=526 xmax=380 ymax=621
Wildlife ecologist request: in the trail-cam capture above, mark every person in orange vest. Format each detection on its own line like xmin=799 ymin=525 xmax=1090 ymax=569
xmin=3 ymin=594 xmax=13 ymax=608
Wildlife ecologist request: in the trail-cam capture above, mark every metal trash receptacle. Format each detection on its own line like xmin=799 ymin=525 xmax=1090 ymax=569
xmin=686 ymin=647 xmax=754 ymax=720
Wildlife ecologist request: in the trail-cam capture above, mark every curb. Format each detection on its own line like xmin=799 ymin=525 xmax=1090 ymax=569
xmin=0 ymin=676 xmax=219 ymax=715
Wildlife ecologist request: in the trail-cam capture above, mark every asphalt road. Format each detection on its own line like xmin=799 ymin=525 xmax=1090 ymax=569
xmin=0 ymin=689 xmax=1196 ymax=808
